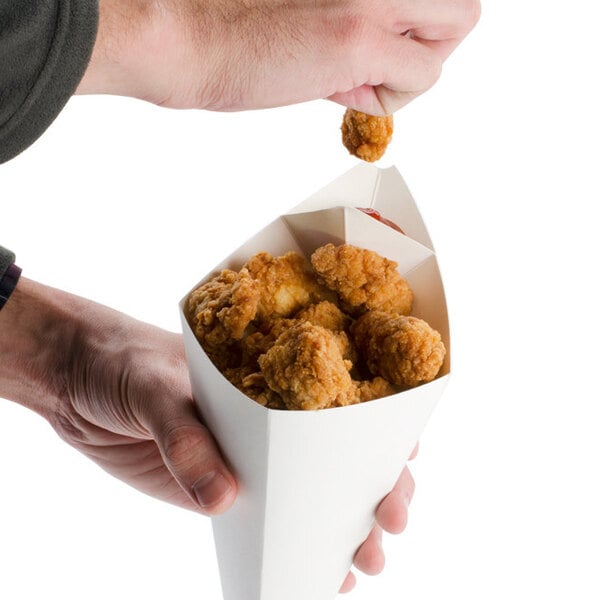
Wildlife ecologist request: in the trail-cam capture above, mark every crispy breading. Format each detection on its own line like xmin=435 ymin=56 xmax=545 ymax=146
xmin=258 ymin=322 xmax=357 ymax=410
xmin=242 ymin=302 xmax=356 ymax=366
xmin=244 ymin=251 xmax=333 ymax=322
xmin=311 ymin=243 xmax=413 ymax=316
xmin=186 ymin=268 xmax=259 ymax=369
xmin=240 ymin=318 xmax=296 ymax=366
xmin=223 ymin=367 xmax=285 ymax=409
xmin=295 ymin=300 xmax=350 ymax=331
xmin=351 ymin=311 xmax=446 ymax=388
xmin=341 ymin=109 xmax=393 ymax=163
xmin=187 ymin=243 xmax=445 ymax=410
xmin=353 ymin=377 xmax=399 ymax=403
xmin=295 ymin=300 xmax=357 ymax=362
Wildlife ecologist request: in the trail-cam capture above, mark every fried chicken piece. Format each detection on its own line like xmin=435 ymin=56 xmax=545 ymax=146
xmin=353 ymin=377 xmax=399 ymax=403
xmin=240 ymin=318 xmax=296 ymax=366
xmin=244 ymin=251 xmax=333 ymax=322
xmin=223 ymin=366 xmax=285 ymax=409
xmin=242 ymin=301 xmax=356 ymax=366
xmin=186 ymin=268 xmax=259 ymax=369
xmin=258 ymin=322 xmax=357 ymax=410
xmin=295 ymin=300 xmax=350 ymax=332
xmin=331 ymin=330 xmax=358 ymax=365
xmin=296 ymin=300 xmax=357 ymax=363
xmin=311 ymin=244 xmax=413 ymax=316
xmin=351 ymin=311 xmax=446 ymax=388
xmin=341 ymin=109 xmax=393 ymax=163
xmin=246 ymin=322 xmax=357 ymax=367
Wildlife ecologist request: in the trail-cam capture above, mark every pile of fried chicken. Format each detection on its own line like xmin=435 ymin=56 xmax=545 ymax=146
xmin=185 ymin=243 xmax=446 ymax=410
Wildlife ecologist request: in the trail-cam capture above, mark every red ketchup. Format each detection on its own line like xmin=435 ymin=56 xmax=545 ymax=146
xmin=357 ymin=208 xmax=404 ymax=234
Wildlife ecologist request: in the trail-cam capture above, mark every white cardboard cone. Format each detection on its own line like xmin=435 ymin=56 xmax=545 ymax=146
xmin=180 ymin=165 xmax=450 ymax=600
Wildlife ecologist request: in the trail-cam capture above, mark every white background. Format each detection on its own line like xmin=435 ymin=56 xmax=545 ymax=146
xmin=1 ymin=1 xmax=599 ymax=598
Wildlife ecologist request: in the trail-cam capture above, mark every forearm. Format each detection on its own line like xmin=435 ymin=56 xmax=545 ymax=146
xmin=0 ymin=278 xmax=81 ymax=419
xmin=76 ymin=0 xmax=200 ymax=105
xmin=76 ymin=0 xmax=157 ymax=100
xmin=75 ymin=0 xmax=479 ymax=115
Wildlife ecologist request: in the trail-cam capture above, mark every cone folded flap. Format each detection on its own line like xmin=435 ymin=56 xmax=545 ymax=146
xmin=180 ymin=165 xmax=450 ymax=600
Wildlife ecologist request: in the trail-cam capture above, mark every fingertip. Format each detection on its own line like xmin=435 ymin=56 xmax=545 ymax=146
xmin=376 ymin=489 xmax=409 ymax=535
xmin=156 ymin=419 xmax=238 ymax=515
xmin=354 ymin=527 xmax=386 ymax=576
xmin=339 ymin=571 xmax=356 ymax=593
xmin=366 ymin=552 xmax=385 ymax=576
xmin=192 ymin=470 xmax=238 ymax=515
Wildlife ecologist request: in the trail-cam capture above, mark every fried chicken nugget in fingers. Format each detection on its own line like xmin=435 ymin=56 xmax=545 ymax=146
xmin=311 ymin=244 xmax=413 ymax=316
xmin=186 ymin=268 xmax=259 ymax=369
xmin=352 ymin=311 xmax=446 ymax=388
xmin=258 ymin=322 xmax=357 ymax=411
xmin=341 ymin=109 xmax=393 ymax=163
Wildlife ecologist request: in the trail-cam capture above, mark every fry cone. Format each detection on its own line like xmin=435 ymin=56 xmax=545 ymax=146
xmin=180 ymin=165 xmax=450 ymax=600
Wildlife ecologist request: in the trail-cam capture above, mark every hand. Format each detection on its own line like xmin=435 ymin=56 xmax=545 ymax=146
xmin=0 ymin=277 xmax=417 ymax=590
xmin=341 ymin=446 xmax=418 ymax=593
xmin=0 ymin=278 xmax=237 ymax=515
xmin=78 ymin=0 xmax=480 ymax=115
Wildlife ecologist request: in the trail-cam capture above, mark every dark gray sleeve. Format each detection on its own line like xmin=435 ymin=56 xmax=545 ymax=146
xmin=0 ymin=1 xmax=99 ymax=164
xmin=0 ymin=245 xmax=15 ymax=278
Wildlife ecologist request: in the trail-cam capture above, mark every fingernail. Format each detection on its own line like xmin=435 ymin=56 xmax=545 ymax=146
xmin=402 ymin=492 xmax=412 ymax=509
xmin=193 ymin=471 xmax=232 ymax=509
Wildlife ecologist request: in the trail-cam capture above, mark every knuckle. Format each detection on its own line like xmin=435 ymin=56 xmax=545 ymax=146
xmin=458 ymin=0 xmax=482 ymax=32
xmin=161 ymin=422 xmax=212 ymax=469
xmin=51 ymin=406 xmax=87 ymax=447
xmin=428 ymin=55 xmax=443 ymax=88
xmin=333 ymin=10 xmax=372 ymax=50
xmin=417 ymin=53 xmax=443 ymax=92
xmin=470 ymin=0 xmax=483 ymax=27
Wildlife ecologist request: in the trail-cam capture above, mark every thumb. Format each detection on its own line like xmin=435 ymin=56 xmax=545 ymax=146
xmin=150 ymin=400 xmax=237 ymax=515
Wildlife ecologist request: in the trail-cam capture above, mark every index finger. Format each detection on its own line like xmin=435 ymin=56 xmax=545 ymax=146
xmin=395 ymin=0 xmax=481 ymax=59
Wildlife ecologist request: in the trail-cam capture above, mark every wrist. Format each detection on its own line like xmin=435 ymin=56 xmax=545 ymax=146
xmin=76 ymin=0 xmax=253 ymax=110
xmin=76 ymin=0 xmax=202 ymax=106
xmin=77 ymin=0 xmax=158 ymax=100
xmin=0 ymin=278 xmax=81 ymax=420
